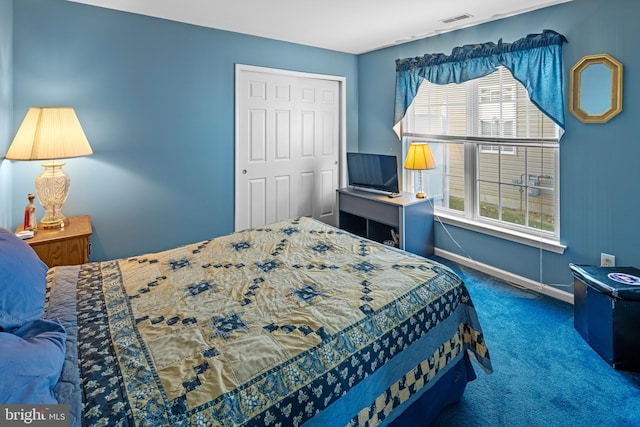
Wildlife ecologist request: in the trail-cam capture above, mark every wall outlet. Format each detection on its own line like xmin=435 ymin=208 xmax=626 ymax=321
xmin=601 ymin=253 xmax=615 ymax=267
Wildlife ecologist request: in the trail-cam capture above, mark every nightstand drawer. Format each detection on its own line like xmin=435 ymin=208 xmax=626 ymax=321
xmin=17 ymin=215 xmax=92 ymax=268
xmin=30 ymin=237 xmax=90 ymax=267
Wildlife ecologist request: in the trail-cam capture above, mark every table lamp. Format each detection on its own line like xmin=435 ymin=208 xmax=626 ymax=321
xmin=5 ymin=107 xmax=93 ymax=229
xmin=404 ymin=143 xmax=436 ymax=199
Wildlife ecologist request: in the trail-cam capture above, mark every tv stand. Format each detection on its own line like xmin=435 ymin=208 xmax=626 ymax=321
xmin=337 ymin=188 xmax=433 ymax=257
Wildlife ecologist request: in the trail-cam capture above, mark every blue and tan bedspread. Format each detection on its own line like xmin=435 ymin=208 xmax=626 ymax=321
xmin=46 ymin=217 xmax=491 ymax=426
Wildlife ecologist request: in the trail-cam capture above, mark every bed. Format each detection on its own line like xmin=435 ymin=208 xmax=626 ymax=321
xmin=1 ymin=217 xmax=491 ymax=426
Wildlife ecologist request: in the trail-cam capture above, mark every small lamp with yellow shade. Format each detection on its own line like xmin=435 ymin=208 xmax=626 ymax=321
xmin=404 ymin=143 xmax=436 ymax=199
xmin=5 ymin=107 xmax=93 ymax=229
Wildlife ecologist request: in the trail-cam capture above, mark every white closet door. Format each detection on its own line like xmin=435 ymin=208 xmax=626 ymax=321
xmin=235 ymin=66 xmax=343 ymax=231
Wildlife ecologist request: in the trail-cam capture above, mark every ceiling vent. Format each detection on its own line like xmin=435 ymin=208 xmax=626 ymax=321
xmin=441 ymin=13 xmax=473 ymax=24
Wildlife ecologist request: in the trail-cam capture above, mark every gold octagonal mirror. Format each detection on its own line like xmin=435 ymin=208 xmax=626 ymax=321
xmin=569 ymin=54 xmax=623 ymax=123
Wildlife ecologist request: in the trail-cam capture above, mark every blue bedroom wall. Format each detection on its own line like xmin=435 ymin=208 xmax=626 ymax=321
xmin=357 ymin=0 xmax=640 ymax=289
xmin=0 ymin=0 xmax=12 ymax=227
xmin=8 ymin=0 xmax=359 ymax=261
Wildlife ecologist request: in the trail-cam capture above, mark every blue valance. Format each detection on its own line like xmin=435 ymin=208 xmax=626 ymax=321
xmin=394 ymin=30 xmax=568 ymax=138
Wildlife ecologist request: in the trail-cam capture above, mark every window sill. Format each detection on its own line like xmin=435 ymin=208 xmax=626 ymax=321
xmin=434 ymin=210 xmax=567 ymax=254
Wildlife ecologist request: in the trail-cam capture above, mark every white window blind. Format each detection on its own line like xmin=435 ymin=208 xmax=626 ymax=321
xmin=403 ymin=66 xmax=560 ymax=241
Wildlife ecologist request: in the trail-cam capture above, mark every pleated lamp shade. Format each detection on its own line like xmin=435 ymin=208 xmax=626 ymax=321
xmin=404 ymin=143 xmax=436 ymax=171
xmin=5 ymin=107 xmax=93 ymax=160
xmin=404 ymin=143 xmax=436 ymax=199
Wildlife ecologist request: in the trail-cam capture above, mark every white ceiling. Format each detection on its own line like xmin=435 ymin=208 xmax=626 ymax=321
xmin=68 ymin=0 xmax=571 ymax=54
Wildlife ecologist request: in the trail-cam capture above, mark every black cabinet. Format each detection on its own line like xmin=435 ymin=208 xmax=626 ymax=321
xmin=570 ymin=264 xmax=640 ymax=372
xmin=337 ymin=188 xmax=434 ymax=258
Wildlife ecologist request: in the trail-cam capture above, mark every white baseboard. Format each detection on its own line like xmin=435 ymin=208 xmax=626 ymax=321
xmin=434 ymin=248 xmax=574 ymax=305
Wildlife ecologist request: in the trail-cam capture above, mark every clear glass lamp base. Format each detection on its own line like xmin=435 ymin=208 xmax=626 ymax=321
xmin=415 ymin=171 xmax=427 ymax=199
xmin=35 ymin=161 xmax=70 ymax=229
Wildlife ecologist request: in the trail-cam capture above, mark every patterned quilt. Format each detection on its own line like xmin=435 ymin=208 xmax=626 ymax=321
xmin=47 ymin=217 xmax=491 ymax=426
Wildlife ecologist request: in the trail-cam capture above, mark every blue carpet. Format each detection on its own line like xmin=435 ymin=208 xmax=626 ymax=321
xmin=431 ymin=258 xmax=640 ymax=427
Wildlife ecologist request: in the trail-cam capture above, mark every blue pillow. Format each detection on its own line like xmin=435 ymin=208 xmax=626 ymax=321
xmin=0 ymin=319 xmax=66 ymax=404
xmin=0 ymin=227 xmax=49 ymax=330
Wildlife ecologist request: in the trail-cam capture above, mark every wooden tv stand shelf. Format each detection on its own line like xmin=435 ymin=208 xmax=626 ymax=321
xmin=16 ymin=215 xmax=92 ymax=268
xmin=337 ymin=188 xmax=433 ymax=257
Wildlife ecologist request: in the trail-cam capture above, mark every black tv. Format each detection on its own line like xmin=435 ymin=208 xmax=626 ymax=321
xmin=346 ymin=152 xmax=399 ymax=195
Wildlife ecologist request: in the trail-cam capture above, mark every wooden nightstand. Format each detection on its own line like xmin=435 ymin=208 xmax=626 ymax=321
xmin=16 ymin=215 xmax=92 ymax=268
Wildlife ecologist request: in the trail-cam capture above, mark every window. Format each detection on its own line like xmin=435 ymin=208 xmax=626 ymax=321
xmin=403 ymin=67 xmax=560 ymax=241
